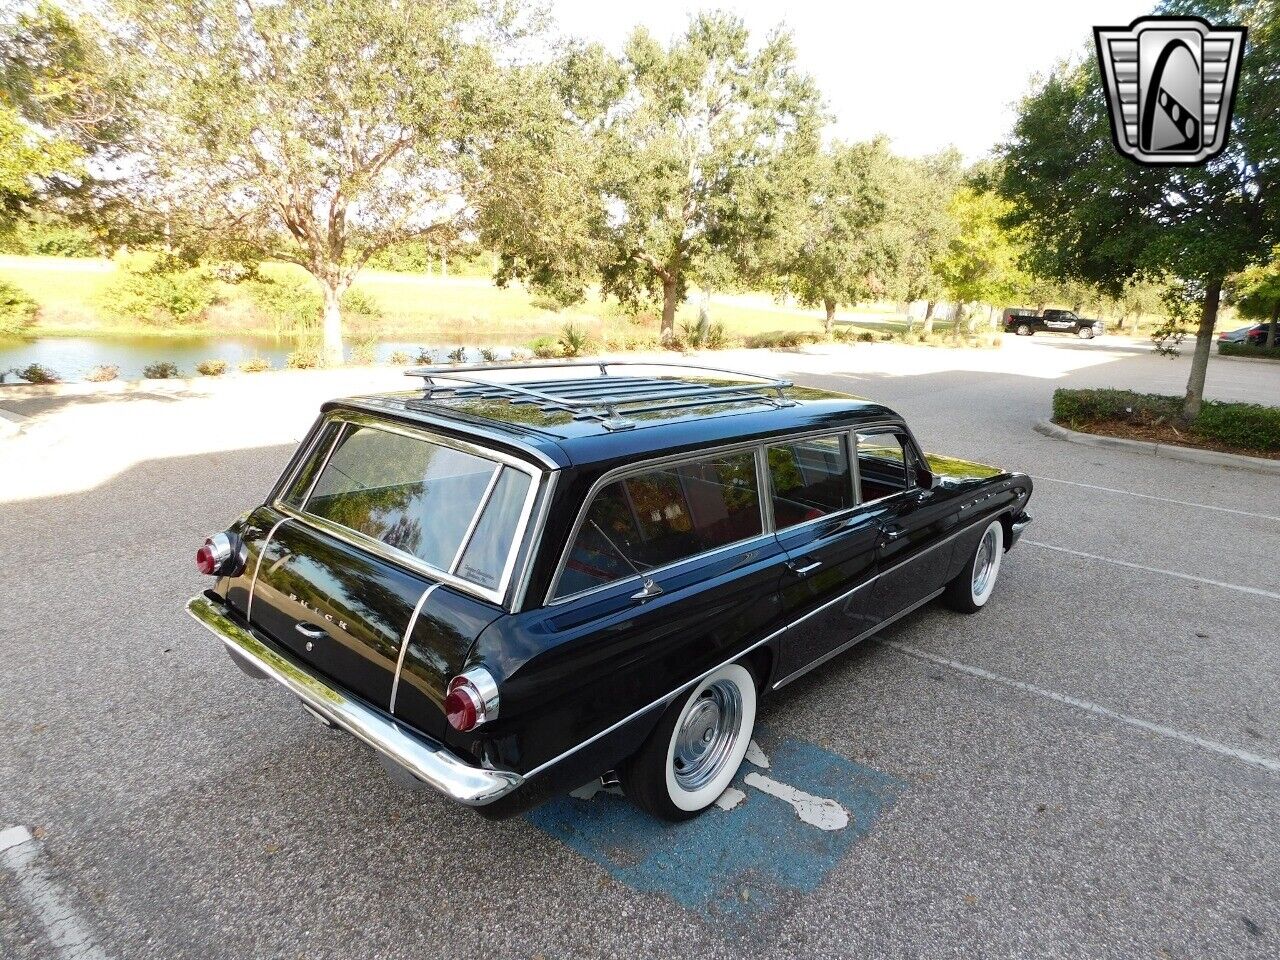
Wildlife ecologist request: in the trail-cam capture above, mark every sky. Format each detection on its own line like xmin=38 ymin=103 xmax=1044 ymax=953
xmin=548 ymin=0 xmax=1153 ymax=159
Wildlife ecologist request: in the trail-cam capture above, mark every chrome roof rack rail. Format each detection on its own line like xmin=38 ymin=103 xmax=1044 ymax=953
xmin=404 ymin=360 xmax=797 ymax=431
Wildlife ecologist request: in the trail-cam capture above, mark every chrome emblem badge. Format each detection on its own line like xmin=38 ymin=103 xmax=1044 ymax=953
xmin=1094 ymin=16 xmax=1246 ymax=166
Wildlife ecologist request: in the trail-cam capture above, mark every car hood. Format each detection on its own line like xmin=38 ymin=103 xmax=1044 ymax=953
xmin=924 ymin=453 xmax=1006 ymax=482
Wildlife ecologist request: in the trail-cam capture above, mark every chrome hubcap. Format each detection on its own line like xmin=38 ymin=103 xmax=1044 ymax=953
xmin=972 ymin=526 xmax=998 ymax=598
xmin=672 ymin=679 xmax=742 ymax=791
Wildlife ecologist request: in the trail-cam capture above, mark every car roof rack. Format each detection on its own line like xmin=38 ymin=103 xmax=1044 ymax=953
xmin=403 ymin=360 xmax=797 ymax=431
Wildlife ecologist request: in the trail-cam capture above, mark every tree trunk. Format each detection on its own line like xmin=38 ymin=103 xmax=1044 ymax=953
xmin=952 ymin=303 xmax=966 ymax=339
xmin=1127 ymin=311 xmax=1140 ymax=335
xmin=987 ymin=304 xmax=997 ymax=330
xmin=1180 ymin=275 xmax=1222 ymax=423
xmin=921 ymin=300 xmax=936 ymax=336
xmin=824 ymin=298 xmax=836 ymax=337
xmin=661 ymin=278 xmax=679 ymax=345
xmin=321 ymin=282 xmax=345 ymax=367
xmin=1267 ymin=300 xmax=1279 ymax=349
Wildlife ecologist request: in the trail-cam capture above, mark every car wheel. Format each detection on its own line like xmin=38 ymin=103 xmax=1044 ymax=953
xmin=622 ymin=662 xmax=757 ymax=821
xmin=943 ymin=518 xmax=1004 ymax=614
xmin=1016 ymin=324 xmax=1031 ymax=336
xmin=1077 ymin=327 xmax=1094 ymax=339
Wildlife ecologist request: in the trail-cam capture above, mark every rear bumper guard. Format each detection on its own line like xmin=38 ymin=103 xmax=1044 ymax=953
xmin=187 ymin=593 xmax=523 ymax=806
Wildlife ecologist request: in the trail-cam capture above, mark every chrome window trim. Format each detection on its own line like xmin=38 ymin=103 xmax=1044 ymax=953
xmin=510 ymin=469 xmax=559 ymax=612
xmin=272 ymin=413 xmax=545 ymax=610
xmin=448 ymin=464 xmax=503 ymax=575
xmin=764 ymin=430 xmax=858 ymax=533
xmin=853 ymin=426 xmax=919 ymax=508
xmin=544 ymin=438 xmax=771 ymax=606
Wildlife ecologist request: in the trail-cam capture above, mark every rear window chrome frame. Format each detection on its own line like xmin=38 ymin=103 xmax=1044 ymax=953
xmin=272 ymin=411 xmax=546 ymax=609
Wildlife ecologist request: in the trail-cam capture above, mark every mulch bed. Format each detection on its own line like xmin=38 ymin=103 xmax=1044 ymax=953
xmin=1060 ymin=418 xmax=1280 ymax=461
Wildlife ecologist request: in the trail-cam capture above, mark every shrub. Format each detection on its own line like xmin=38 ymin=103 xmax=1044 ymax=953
xmin=509 ymin=347 xmax=533 ymax=361
xmin=1052 ymin=388 xmax=1280 ymax=454
xmin=743 ymin=330 xmax=823 ymax=349
xmin=703 ymin=322 xmax=729 ymax=350
xmin=349 ymin=342 xmax=377 ymax=365
xmin=85 ymin=364 xmax=120 ymax=382
xmin=530 ymin=335 xmax=561 ymax=359
xmin=12 ymin=363 xmax=60 ymax=384
xmin=388 ymin=350 xmax=413 ymax=365
xmin=1219 ymin=340 xmax=1280 ymax=360
xmin=414 ymin=347 xmax=435 ymax=364
xmin=341 ymin=287 xmax=382 ymax=319
xmin=22 ymin=223 xmax=97 ymax=258
xmin=480 ymin=347 xmax=498 ymax=362
xmin=238 ymin=356 xmax=271 ymax=373
xmin=196 ymin=359 xmax=228 ymax=376
xmin=447 ymin=346 xmax=467 ymax=363
xmin=243 ymin=275 xmax=321 ymax=334
xmin=99 ymin=254 xmax=219 ymax=326
xmin=286 ymin=348 xmax=321 ymax=370
xmin=143 ymin=361 xmax=180 ymax=379
xmin=0 ymin=281 xmax=39 ymax=338
xmin=558 ymin=322 xmax=592 ymax=357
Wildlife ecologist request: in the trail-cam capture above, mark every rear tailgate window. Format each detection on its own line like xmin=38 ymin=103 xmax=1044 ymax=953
xmin=282 ymin=419 xmax=538 ymax=602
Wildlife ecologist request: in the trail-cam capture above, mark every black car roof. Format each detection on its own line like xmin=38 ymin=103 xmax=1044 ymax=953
xmin=329 ymin=363 xmax=904 ymax=470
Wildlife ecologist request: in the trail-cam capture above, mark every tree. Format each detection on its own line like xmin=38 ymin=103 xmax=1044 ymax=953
xmin=1235 ymin=257 xmax=1280 ymax=348
xmin=892 ymin=151 xmax=962 ymax=334
xmin=938 ymin=185 xmax=1026 ymax=333
xmin=486 ymin=13 xmax=823 ymax=342
xmin=1001 ymin=0 xmax=1280 ymax=422
xmin=102 ymin=0 xmax=534 ymax=364
xmin=768 ymin=138 xmax=904 ymax=334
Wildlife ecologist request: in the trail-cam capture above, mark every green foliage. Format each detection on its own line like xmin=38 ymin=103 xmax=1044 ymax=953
xmin=479 ymin=347 xmax=498 ymax=362
xmin=529 ymin=335 xmax=561 ymax=358
xmin=1052 ymin=388 xmax=1280 ymax=454
xmin=0 ymin=278 xmax=38 ymax=336
xmin=446 ymin=346 xmax=466 ymax=363
xmin=108 ymin=0 xmax=539 ymax=364
xmin=483 ymin=13 xmax=824 ymax=339
xmin=743 ymin=330 xmax=824 ymax=349
xmin=349 ymin=337 xmax=377 ymax=366
xmin=238 ymin=355 xmax=271 ymax=373
xmin=0 ymin=220 xmax=98 ymax=257
xmin=243 ymin=275 xmax=322 ymax=334
xmin=98 ymin=253 xmax=219 ymax=326
xmin=557 ymin=322 xmax=592 ymax=357
xmin=84 ymin=364 xmax=118 ymax=382
xmin=12 ymin=362 xmax=58 ymax=383
xmin=341 ymin=288 xmax=382 ymax=319
xmin=285 ymin=348 xmax=320 ymax=370
xmin=142 ymin=360 xmax=179 ymax=379
xmin=195 ymin=358 xmax=228 ymax=376
xmin=938 ymin=186 xmax=1026 ymax=326
xmin=1219 ymin=341 xmax=1280 ymax=360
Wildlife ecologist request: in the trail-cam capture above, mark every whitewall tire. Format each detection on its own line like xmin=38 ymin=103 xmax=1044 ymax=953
xmin=944 ymin=518 xmax=1004 ymax=614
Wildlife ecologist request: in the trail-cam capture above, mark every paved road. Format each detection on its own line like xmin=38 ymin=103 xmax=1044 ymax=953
xmin=1 ymin=337 xmax=1277 ymax=959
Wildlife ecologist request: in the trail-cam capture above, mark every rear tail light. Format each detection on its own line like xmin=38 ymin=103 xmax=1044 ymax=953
xmin=195 ymin=532 xmax=246 ymax=577
xmin=445 ymin=667 xmax=499 ymax=732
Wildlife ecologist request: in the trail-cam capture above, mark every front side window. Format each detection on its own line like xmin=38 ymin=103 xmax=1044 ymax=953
xmin=767 ymin=435 xmax=854 ymax=528
xmin=288 ymin=422 xmax=533 ymax=593
xmin=554 ymin=451 xmax=762 ymax=599
xmin=856 ymin=432 xmax=913 ymax=501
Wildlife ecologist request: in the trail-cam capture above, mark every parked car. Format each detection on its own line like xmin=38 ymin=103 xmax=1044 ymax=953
xmin=1004 ymin=307 xmax=1106 ymax=339
xmin=188 ymin=362 xmax=1033 ymax=821
xmin=1218 ymin=322 xmax=1277 ymax=347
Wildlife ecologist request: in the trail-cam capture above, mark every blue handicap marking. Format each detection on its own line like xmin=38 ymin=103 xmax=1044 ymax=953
xmin=525 ymin=728 xmax=904 ymax=931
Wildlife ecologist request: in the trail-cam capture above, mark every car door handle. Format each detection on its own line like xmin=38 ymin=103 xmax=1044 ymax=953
xmin=882 ymin=526 xmax=904 ymax=541
xmin=295 ymin=623 xmax=327 ymax=640
xmin=788 ymin=559 xmax=822 ymax=576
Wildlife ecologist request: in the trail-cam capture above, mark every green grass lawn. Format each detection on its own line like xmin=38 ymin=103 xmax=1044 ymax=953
xmin=0 ymin=254 xmax=911 ymax=345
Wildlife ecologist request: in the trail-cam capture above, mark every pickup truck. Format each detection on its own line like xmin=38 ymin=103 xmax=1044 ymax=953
xmin=1003 ymin=308 xmax=1105 ymax=339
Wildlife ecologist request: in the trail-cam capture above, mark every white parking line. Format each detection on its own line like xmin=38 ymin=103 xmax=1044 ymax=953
xmin=0 ymin=826 xmax=110 ymax=960
xmin=1024 ymin=540 xmax=1280 ymax=602
xmin=1029 ymin=475 xmax=1280 ymax=522
xmin=879 ymin=641 xmax=1280 ymax=775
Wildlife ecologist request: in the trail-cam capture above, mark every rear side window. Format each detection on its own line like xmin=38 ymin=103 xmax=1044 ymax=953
xmin=287 ymin=422 xmax=534 ymax=594
xmin=856 ymin=432 xmax=912 ymax=501
xmin=554 ymin=451 xmax=762 ymax=599
xmin=767 ymin=435 xmax=853 ymax=528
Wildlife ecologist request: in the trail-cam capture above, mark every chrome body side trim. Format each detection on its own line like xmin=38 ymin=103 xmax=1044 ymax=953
xmin=389 ymin=582 xmax=442 ymax=715
xmin=189 ymin=594 xmax=521 ymax=805
xmin=771 ymin=587 xmax=945 ymax=689
xmin=245 ymin=516 xmax=293 ymax=623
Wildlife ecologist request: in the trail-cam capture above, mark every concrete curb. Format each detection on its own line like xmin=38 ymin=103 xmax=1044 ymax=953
xmin=1034 ymin=419 xmax=1280 ymax=476
xmin=0 ymin=406 xmax=30 ymax=439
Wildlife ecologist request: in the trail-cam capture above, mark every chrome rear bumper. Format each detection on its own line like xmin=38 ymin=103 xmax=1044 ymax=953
xmin=1010 ymin=512 xmax=1032 ymax=547
xmin=187 ymin=594 xmax=523 ymax=806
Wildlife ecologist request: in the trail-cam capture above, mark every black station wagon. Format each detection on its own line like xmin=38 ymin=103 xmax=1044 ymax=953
xmin=189 ymin=362 xmax=1033 ymax=820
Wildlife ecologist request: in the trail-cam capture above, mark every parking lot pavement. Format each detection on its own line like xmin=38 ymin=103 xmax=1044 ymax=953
xmin=1 ymin=337 xmax=1278 ymax=959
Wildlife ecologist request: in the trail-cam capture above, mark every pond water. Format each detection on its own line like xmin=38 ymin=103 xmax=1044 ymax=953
xmin=0 ymin=335 xmax=518 ymax=382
